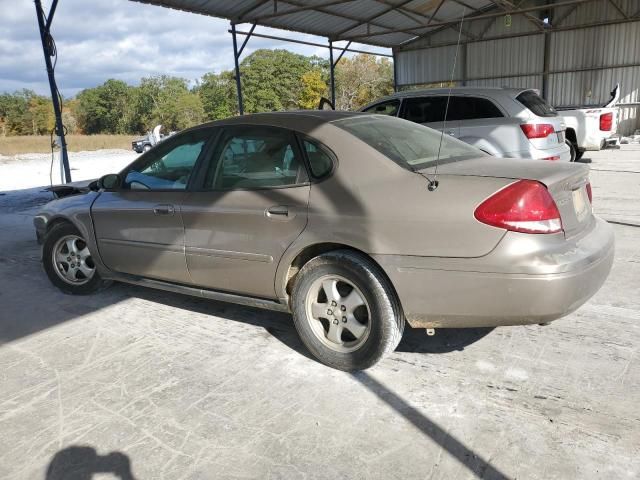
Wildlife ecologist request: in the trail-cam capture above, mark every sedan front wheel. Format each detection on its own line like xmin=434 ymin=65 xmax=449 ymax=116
xmin=291 ymin=250 xmax=404 ymax=370
xmin=43 ymin=223 xmax=111 ymax=295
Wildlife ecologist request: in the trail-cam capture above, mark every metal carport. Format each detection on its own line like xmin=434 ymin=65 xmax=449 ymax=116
xmin=36 ymin=0 xmax=640 ymax=181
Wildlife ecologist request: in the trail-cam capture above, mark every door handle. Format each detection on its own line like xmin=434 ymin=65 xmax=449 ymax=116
xmin=266 ymin=205 xmax=289 ymax=217
xmin=153 ymin=204 xmax=175 ymax=215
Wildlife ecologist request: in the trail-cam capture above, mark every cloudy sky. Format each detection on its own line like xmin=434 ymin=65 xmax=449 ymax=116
xmin=0 ymin=0 xmax=388 ymax=97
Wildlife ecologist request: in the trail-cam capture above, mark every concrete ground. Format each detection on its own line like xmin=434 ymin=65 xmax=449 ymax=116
xmin=1 ymin=146 xmax=639 ymax=480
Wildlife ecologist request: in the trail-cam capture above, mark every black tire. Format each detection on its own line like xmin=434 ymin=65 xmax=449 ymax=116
xmin=566 ymin=140 xmax=577 ymax=162
xmin=575 ymin=148 xmax=585 ymax=162
xmin=43 ymin=222 xmax=110 ymax=295
xmin=291 ymin=250 xmax=404 ymax=371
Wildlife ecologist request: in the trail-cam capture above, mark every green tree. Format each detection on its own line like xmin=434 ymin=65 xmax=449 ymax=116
xmin=334 ymin=54 xmax=394 ymax=110
xmin=299 ymin=70 xmax=328 ymax=109
xmin=131 ymin=76 xmax=204 ymax=131
xmin=76 ymin=79 xmax=132 ymax=134
xmin=240 ymin=49 xmax=325 ymax=113
xmin=197 ymin=71 xmax=237 ymax=120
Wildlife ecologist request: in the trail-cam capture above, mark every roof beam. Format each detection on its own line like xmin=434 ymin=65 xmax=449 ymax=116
xmin=236 ymin=0 xmax=270 ymax=22
xmin=333 ymin=0 xmax=416 ymax=37
xmin=373 ymin=0 xmax=479 ymax=41
xmin=239 ymin=0 xmax=354 ymax=23
xmin=491 ymin=0 xmax=546 ymax=31
xmin=238 ymin=0 xmax=428 ymax=39
xmin=339 ymin=0 xmax=594 ymax=41
xmin=228 ymin=28 xmax=392 ymax=56
xmin=608 ymin=0 xmax=628 ymax=19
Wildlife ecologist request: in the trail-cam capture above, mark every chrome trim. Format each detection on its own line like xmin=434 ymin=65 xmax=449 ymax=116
xmin=115 ymin=274 xmax=290 ymax=313
xmin=185 ymin=246 xmax=273 ymax=263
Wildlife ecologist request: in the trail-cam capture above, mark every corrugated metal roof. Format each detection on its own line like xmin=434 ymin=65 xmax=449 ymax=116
xmin=128 ymin=0 xmax=525 ymax=47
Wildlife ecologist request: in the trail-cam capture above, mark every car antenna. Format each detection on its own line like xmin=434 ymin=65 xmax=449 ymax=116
xmin=427 ymin=7 xmax=466 ymax=192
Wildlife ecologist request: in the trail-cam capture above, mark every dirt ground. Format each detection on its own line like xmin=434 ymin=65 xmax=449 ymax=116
xmin=0 ymin=146 xmax=638 ymax=479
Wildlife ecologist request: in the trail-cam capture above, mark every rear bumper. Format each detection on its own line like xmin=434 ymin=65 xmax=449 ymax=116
xmin=374 ymin=217 xmax=614 ymax=328
xmin=509 ymin=142 xmax=572 ymax=162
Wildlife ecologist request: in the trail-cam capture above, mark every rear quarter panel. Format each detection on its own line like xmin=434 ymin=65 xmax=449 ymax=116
xmin=275 ymin=124 xmax=514 ymax=297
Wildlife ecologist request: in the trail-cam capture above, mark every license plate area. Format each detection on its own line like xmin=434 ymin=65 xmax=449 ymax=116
xmin=572 ymin=187 xmax=590 ymax=222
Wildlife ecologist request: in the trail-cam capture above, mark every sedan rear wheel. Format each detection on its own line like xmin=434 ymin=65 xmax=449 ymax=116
xmin=292 ymin=250 xmax=404 ymax=370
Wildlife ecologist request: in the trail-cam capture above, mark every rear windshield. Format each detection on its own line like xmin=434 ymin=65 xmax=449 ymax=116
xmin=333 ymin=115 xmax=485 ymax=170
xmin=516 ymin=90 xmax=557 ymax=117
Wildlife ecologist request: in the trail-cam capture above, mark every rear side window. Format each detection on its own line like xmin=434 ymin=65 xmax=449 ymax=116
xmin=363 ymin=99 xmax=400 ymax=116
xmin=450 ymin=97 xmax=503 ymax=120
xmin=516 ymin=90 xmax=557 ymax=117
xmin=401 ymin=96 xmax=449 ymax=123
xmin=205 ymin=126 xmax=308 ymax=190
xmin=302 ymin=139 xmax=334 ymax=178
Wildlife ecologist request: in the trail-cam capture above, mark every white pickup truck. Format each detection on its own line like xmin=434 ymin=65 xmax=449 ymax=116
xmin=556 ymin=84 xmax=620 ymax=161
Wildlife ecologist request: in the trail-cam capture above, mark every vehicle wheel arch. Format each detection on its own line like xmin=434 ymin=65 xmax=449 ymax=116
xmin=280 ymin=242 xmax=402 ymax=314
xmin=458 ymin=137 xmax=502 ymax=157
xmin=45 ymin=216 xmax=76 ymax=237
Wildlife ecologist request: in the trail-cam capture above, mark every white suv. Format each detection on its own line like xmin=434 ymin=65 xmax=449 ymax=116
xmin=361 ymin=87 xmax=571 ymax=162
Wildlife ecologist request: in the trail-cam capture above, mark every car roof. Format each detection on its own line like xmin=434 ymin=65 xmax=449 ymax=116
xmin=363 ymin=86 xmax=534 ymax=105
xmin=193 ymin=110 xmax=364 ymax=132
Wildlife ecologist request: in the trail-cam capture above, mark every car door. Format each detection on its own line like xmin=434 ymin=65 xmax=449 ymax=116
xmin=400 ymin=96 xmax=460 ymax=138
xmin=181 ymin=125 xmax=311 ymax=299
xmin=453 ymin=96 xmax=508 ymax=154
xmin=91 ymin=127 xmax=214 ymax=283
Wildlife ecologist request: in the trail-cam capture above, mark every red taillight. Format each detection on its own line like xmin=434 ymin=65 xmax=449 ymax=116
xmin=474 ymin=180 xmax=563 ymax=234
xmin=520 ymin=123 xmax=555 ymax=139
xmin=600 ymin=112 xmax=613 ymax=131
xmin=542 ymin=155 xmax=560 ymax=161
xmin=586 ymin=182 xmax=593 ymax=203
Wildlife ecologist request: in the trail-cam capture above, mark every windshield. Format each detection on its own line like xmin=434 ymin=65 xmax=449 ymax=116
xmin=333 ymin=115 xmax=485 ymax=170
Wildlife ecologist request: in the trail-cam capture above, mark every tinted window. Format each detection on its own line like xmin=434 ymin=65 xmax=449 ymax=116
xmin=516 ymin=90 xmax=557 ymax=117
xmin=449 ymin=97 xmax=503 ymax=120
xmin=335 ymin=115 xmax=485 ymax=170
xmin=206 ymin=127 xmax=308 ymax=190
xmin=363 ymin=99 xmax=400 ymax=116
xmin=401 ymin=97 xmax=449 ymax=124
xmin=303 ymin=139 xmax=334 ymax=178
xmin=124 ymin=129 xmax=210 ymax=190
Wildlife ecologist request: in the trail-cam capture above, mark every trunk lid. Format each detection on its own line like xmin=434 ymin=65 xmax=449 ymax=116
xmin=423 ymin=157 xmax=592 ymax=238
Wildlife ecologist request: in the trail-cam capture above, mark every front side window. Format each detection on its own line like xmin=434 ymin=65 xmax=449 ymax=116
xmin=363 ymin=99 xmax=400 ymax=116
xmin=334 ymin=115 xmax=485 ymax=170
xmin=401 ymin=96 xmax=449 ymax=124
xmin=124 ymin=129 xmax=211 ymax=190
xmin=206 ymin=127 xmax=308 ymax=190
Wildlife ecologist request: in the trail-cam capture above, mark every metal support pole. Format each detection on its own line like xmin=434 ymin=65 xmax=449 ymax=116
xmin=231 ymin=23 xmax=244 ymax=115
xmin=329 ymin=40 xmax=336 ymax=107
xmin=542 ymin=30 xmax=550 ymax=100
xmin=35 ymin=0 xmax=71 ymax=183
xmin=461 ymin=43 xmax=468 ymax=86
xmin=392 ymin=50 xmax=398 ymax=92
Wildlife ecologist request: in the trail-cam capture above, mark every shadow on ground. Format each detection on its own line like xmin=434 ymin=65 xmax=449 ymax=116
xmin=127 ymin=284 xmax=494 ymax=361
xmin=45 ymin=446 xmax=136 ymax=480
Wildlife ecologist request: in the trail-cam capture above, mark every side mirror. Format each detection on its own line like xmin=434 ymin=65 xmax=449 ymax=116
xmin=97 ymin=173 xmax=122 ymax=191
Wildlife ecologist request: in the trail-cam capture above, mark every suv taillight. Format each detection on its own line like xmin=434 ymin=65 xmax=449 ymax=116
xmin=520 ymin=123 xmax=555 ymax=139
xmin=474 ymin=180 xmax=563 ymax=234
xmin=600 ymin=112 xmax=613 ymax=131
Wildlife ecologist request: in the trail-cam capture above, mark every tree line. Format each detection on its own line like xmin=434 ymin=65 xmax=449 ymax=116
xmin=0 ymin=50 xmax=393 ymax=137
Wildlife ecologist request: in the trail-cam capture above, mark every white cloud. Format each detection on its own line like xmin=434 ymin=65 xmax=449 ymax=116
xmin=0 ymin=0 xmax=389 ymax=97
